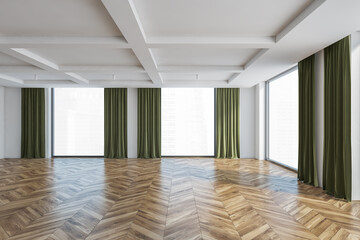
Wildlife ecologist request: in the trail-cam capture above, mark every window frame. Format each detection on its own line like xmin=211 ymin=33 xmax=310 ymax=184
xmin=265 ymin=65 xmax=298 ymax=171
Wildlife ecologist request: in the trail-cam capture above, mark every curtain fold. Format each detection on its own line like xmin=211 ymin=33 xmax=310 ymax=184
xmin=216 ymin=88 xmax=240 ymax=158
xmin=323 ymin=36 xmax=352 ymax=201
xmin=137 ymin=88 xmax=161 ymax=158
xmin=21 ymin=88 xmax=45 ymax=158
xmin=104 ymin=88 xmax=127 ymax=158
xmin=298 ymin=54 xmax=318 ymax=186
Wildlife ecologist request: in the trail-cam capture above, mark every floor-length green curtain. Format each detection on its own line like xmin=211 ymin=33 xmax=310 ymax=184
xmin=298 ymin=54 xmax=318 ymax=186
xmin=324 ymin=36 xmax=352 ymax=201
xmin=137 ymin=88 xmax=161 ymax=158
xmin=21 ymin=88 xmax=45 ymax=158
xmin=104 ymin=88 xmax=127 ymax=158
xmin=216 ymin=88 xmax=240 ymax=158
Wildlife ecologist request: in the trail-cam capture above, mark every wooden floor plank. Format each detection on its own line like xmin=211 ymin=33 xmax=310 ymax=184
xmin=0 ymin=157 xmax=358 ymax=239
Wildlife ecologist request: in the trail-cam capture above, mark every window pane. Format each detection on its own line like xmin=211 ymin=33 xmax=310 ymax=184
xmin=54 ymin=88 xmax=104 ymax=156
xmin=162 ymin=88 xmax=214 ymax=156
xmin=269 ymin=70 xmax=298 ymax=169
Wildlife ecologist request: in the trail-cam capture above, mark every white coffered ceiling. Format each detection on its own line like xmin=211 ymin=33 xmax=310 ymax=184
xmin=0 ymin=0 xmax=359 ymax=88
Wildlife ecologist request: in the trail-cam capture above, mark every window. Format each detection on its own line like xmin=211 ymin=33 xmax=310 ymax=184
xmin=267 ymin=68 xmax=298 ymax=169
xmin=53 ymin=88 xmax=104 ymax=156
xmin=162 ymin=88 xmax=214 ymax=156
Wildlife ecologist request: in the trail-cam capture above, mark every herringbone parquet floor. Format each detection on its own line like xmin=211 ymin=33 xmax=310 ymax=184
xmin=0 ymin=158 xmax=359 ymax=240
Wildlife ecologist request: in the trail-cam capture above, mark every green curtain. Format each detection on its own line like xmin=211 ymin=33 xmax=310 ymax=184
xmin=323 ymin=36 xmax=352 ymax=201
xmin=104 ymin=88 xmax=127 ymax=158
xmin=298 ymin=54 xmax=318 ymax=186
xmin=216 ymin=88 xmax=240 ymax=158
xmin=137 ymin=88 xmax=161 ymax=158
xmin=21 ymin=88 xmax=45 ymax=158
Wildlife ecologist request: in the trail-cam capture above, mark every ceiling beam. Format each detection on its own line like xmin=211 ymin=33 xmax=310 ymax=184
xmin=244 ymin=49 xmax=269 ymax=70
xmin=228 ymin=0 xmax=327 ymax=85
xmin=158 ymin=65 xmax=244 ymax=73
xmin=0 ymin=65 xmax=145 ymax=74
xmin=0 ymin=66 xmax=46 ymax=73
xmin=16 ymin=80 xmax=240 ymax=88
xmin=63 ymin=73 xmax=89 ymax=84
xmin=227 ymin=49 xmax=268 ymax=83
xmin=0 ymin=73 xmax=24 ymax=84
xmin=162 ymin=80 xmax=230 ymax=88
xmin=227 ymin=73 xmax=241 ymax=84
xmin=59 ymin=65 xmax=145 ymax=73
xmin=10 ymin=48 xmax=58 ymax=69
xmin=101 ymin=0 xmax=162 ymax=85
xmin=0 ymin=48 xmax=89 ymax=84
xmin=0 ymin=36 xmax=130 ymax=48
xmin=147 ymin=36 xmax=275 ymax=49
xmin=276 ymin=0 xmax=327 ymax=42
xmin=20 ymin=80 xmax=154 ymax=88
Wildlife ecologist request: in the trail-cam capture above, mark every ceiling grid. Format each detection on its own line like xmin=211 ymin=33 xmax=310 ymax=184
xmin=0 ymin=0 xmax=359 ymax=88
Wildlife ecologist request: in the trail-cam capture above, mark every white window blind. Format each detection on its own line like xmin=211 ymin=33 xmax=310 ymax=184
xmin=53 ymin=88 xmax=104 ymax=156
xmin=268 ymin=70 xmax=299 ymax=169
xmin=162 ymin=88 xmax=214 ymax=156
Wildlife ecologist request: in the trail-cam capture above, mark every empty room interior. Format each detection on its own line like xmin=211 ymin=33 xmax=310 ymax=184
xmin=1 ymin=0 xmax=360 ymax=239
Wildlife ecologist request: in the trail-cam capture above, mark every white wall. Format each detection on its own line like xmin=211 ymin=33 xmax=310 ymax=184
xmin=0 ymin=86 xmax=4 ymax=159
xmin=4 ymin=87 xmax=21 ymax=158
xmin=255 ymin=83 xmax=265 ymax=160
xmin=45 ymin=88 xmax=52 ymax=158
xmin=240 ymin=87 xmax=256 ymax=158
xmin=127 ymin=88 xmax=137 ymax=158
xmin=315 ymin=50 xmax=324 ymax=187
xmin=351 ymin=32 xmax=360 ymax=200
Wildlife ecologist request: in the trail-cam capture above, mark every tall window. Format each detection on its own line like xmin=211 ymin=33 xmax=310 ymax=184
xmin=53 ymin=88 xmax=104 ymax=156
xmin=267 ymin=68 xmax=298 ymax=169
xmin=162 ymin=88 xmax=214 ymax=156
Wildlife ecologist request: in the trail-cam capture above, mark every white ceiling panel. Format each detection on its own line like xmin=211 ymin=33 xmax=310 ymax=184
xmin=133 ymin=0 xmax=312 ymax=38
xmin=27 ymin=48 xmax=141 ymax=66
xmin=0 ymin=0 xmax=122 ymax=37
xmin=152 ymin=48 xmax=260 ymax=66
